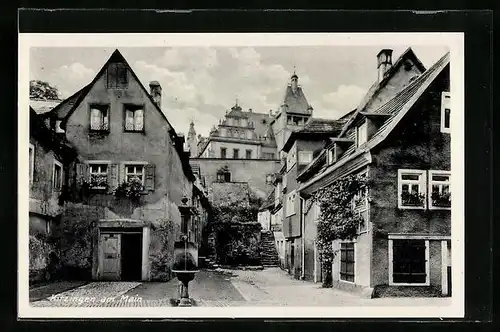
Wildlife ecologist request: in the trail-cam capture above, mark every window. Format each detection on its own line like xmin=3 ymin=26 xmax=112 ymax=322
xmin=107 ymin=63 xmax=128 ymax=89
xmin=125 ymin=165 xmax=145 ymax=185
xmin=263 ymin=152 xmax=275 ymax=160
xmin=286 ymin=190 xmax=296 ymax=217
xmin=90 ymin=105 xmax=109 ymax=131
xmin=312 ymin=201 xmax=320 ymax=223
xmin=220 ymin=147 xmax=227 ymax=159
xmin=234 ymin=119 xmax=240 ymax=126
xmin=298 ymin=151 xmax=313 ymax=164
xmin=356 ymin=121 xmax=368 ymax=147
xmin=55 ymin=120 xmax=65 ymax=133
xmin=233 ymin=149 xmax=239 ymax=159
xmin=52 ymin=160 xmax=63 ymax=191
xmin=441 ymin=91 xmax=451 ymax=133
xmin=217 ymin=170 xmax=231 ymax=182
xmin=340 ymin=242 xmax=355 ymax=282
xmin=429 ymin=170 xmax=451 ymax=209
xmin=124 ymin=106 xmax=144 ymax=132
xmin=287 ymin=116 xmax=293 ymax=125
xmin=246 ymin=149 xmax=252 ymax=159
xmin=327 ymin=147 xmax=336 ymax=165
xmin=220 ymin=128 xmax=227 ymax=137
xmin=398 ymin=169 xmax=426 ymax=209
xmin=390 ymin=239 xmax=429 ymax=285
xmin=89 ymin=163 xmax=108 ymax=189
xmin=29 ymin=143 xmax=34 ymax=185
xmin=246 ymin=131 xmax=253 ymax=139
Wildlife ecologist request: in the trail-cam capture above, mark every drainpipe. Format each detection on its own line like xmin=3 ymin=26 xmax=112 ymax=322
xmin=300 ymin=197 xmax=305 ymax=280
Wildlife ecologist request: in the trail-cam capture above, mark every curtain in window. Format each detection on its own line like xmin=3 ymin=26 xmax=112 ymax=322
xmin=90 ymin=108 xmax=102 ymax=130
xmin=134 ymin=109 xmax=144 ymax=130
xmin=125 ymin=110 xmax=135 ymax=130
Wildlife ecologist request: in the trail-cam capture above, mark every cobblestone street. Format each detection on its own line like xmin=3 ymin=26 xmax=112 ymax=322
xmin=30 ymin=267 xmax=452 ymax=307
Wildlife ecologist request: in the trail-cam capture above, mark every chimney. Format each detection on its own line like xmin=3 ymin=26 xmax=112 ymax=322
xmin=149 ymin=81 xmax=162 ymax=109
xmin=377 ymin=49 xmax=393 ymax=82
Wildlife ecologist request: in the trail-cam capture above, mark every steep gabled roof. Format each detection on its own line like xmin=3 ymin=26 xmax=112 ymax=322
xmin=282 ymin=85 xmax=313 ymax=115
xmin=59 ymin=49 xmax=178 ymax=138
xmin=299 ymin=51 xmax=450 ymax=193
xmin=339 ymin=47 xmax=426 ymax=137
xmin=44 ymin=84 xmax=92 ymax=119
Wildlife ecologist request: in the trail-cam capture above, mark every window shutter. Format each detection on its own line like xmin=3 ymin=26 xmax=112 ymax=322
xmin=76 ymin=163 xmax=89 ymax=185
xmin=108 ymin=163 xmax=119 ymax=190
xmin=119 ymin=164 xmax=126 ymax=184
xmin=145 ymin=164 xmax=155 ymax=191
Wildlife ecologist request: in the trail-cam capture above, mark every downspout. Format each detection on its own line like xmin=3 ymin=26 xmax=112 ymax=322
xmin=300 ymin=196 xmax=305 ymax=280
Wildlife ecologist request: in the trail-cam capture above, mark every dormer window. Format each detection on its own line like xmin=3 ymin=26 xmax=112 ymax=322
xmin=356 ymin=121 xmax=368 ymax=147
xmin=327 ymin=147 xmax=336 ymax=165
xmin=441 ymin=92 xmax=451 ymax=133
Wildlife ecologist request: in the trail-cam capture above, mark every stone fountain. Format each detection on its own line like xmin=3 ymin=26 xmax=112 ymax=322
xmin=172 ymin=195 xmax=199 ymax=307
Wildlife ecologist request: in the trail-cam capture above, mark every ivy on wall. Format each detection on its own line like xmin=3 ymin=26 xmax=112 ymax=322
xmin=312 ymin=174 xmax=369 ymax=287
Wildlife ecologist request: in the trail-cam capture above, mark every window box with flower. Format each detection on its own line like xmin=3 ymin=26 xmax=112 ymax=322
xmin=401 ymin=192 xmax=426 ymax=207
xmin=113 ymin=176 xmax=144 ymax=199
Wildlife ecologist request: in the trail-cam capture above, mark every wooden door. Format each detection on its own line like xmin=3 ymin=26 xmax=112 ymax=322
xmin=100 ymin=233 xmax=121 ymax=280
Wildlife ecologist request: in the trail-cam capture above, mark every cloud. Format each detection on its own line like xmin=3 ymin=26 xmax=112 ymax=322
xmin=46 ymin=62 xmax=96 ymax=98
xmin=131 ymin=47 xmax=302 ymax=137
xmin=314 ymin=84 xmax=367 ymax=119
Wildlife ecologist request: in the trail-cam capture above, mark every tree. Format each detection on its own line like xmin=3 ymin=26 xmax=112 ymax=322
xmin=30 ymin=80 xmax=61 ymax=100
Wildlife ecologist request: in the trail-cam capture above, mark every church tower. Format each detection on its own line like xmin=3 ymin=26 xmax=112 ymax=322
xmin=187 ymin=120 xmax=198 ymax=157
xmin=271 ymin=70 xmax=313 ymax=155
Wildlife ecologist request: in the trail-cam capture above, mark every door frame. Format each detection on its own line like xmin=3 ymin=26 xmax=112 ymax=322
xmin=95 ymin=219 xmax=151 ymax=281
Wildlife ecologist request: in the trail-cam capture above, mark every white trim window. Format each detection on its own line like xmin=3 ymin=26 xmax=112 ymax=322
xmin=340 ymin=242 xmax=355 ymax=283
xmin=429 ymin=170 xmax=451 ymax=210
xmin=389 ymin=239 xmax=430 ymax=286
xmin=356 ymin=121 xmax=368 ymax=147
xmin=286 ymin=190 xmax=296 ymax=217
xmin=327 ymin=147 xmax=335 ymax=165
xmin=52 ymin=160 xmax=63 ymax=191
xmin=29 ymin=143 xmax=35 ymax=185
xmin=125 ymin=164 xmax=145 ymax=185
xmin=398 ymin=169 xmax=427 ymax=209
xmin=89 ymin=162 xmax=109 ymax=189
xmin=441 ymin=91 xmax=451 ymax=133
xmin=298 ymin=150 xmax=313 ymax=165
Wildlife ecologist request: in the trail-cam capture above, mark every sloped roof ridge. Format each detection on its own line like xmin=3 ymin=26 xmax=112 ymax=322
xmin=339 ymin=47 xmax=427 ymax=136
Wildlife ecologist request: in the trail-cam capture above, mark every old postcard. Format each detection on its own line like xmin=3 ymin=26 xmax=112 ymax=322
xmin=18 ymin=32 xmax=464 ymax=318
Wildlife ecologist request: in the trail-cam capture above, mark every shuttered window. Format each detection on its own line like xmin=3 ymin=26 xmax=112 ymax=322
xmin=107 ymin=63 xmax=128 ymax=89
xmin=340 ymin=242 xmax=355 ymax=282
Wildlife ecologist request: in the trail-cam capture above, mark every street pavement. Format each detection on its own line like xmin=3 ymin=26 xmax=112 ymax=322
xmin=30 ymin=267 xmax=452 ymax=307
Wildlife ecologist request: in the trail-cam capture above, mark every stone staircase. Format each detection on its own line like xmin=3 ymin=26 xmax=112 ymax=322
xmin=260 ymin=230 xmax=279 ymax=267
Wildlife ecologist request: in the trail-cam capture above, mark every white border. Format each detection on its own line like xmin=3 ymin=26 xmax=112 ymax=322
xmin=18 ymin=32 xmax=465 ymax=318
xmin=29 ymin=143 xmax=34 ymax=186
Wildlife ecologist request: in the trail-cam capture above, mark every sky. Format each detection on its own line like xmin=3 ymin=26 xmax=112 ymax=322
xmin=30 ymin=45 xmax=448 ymax=137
